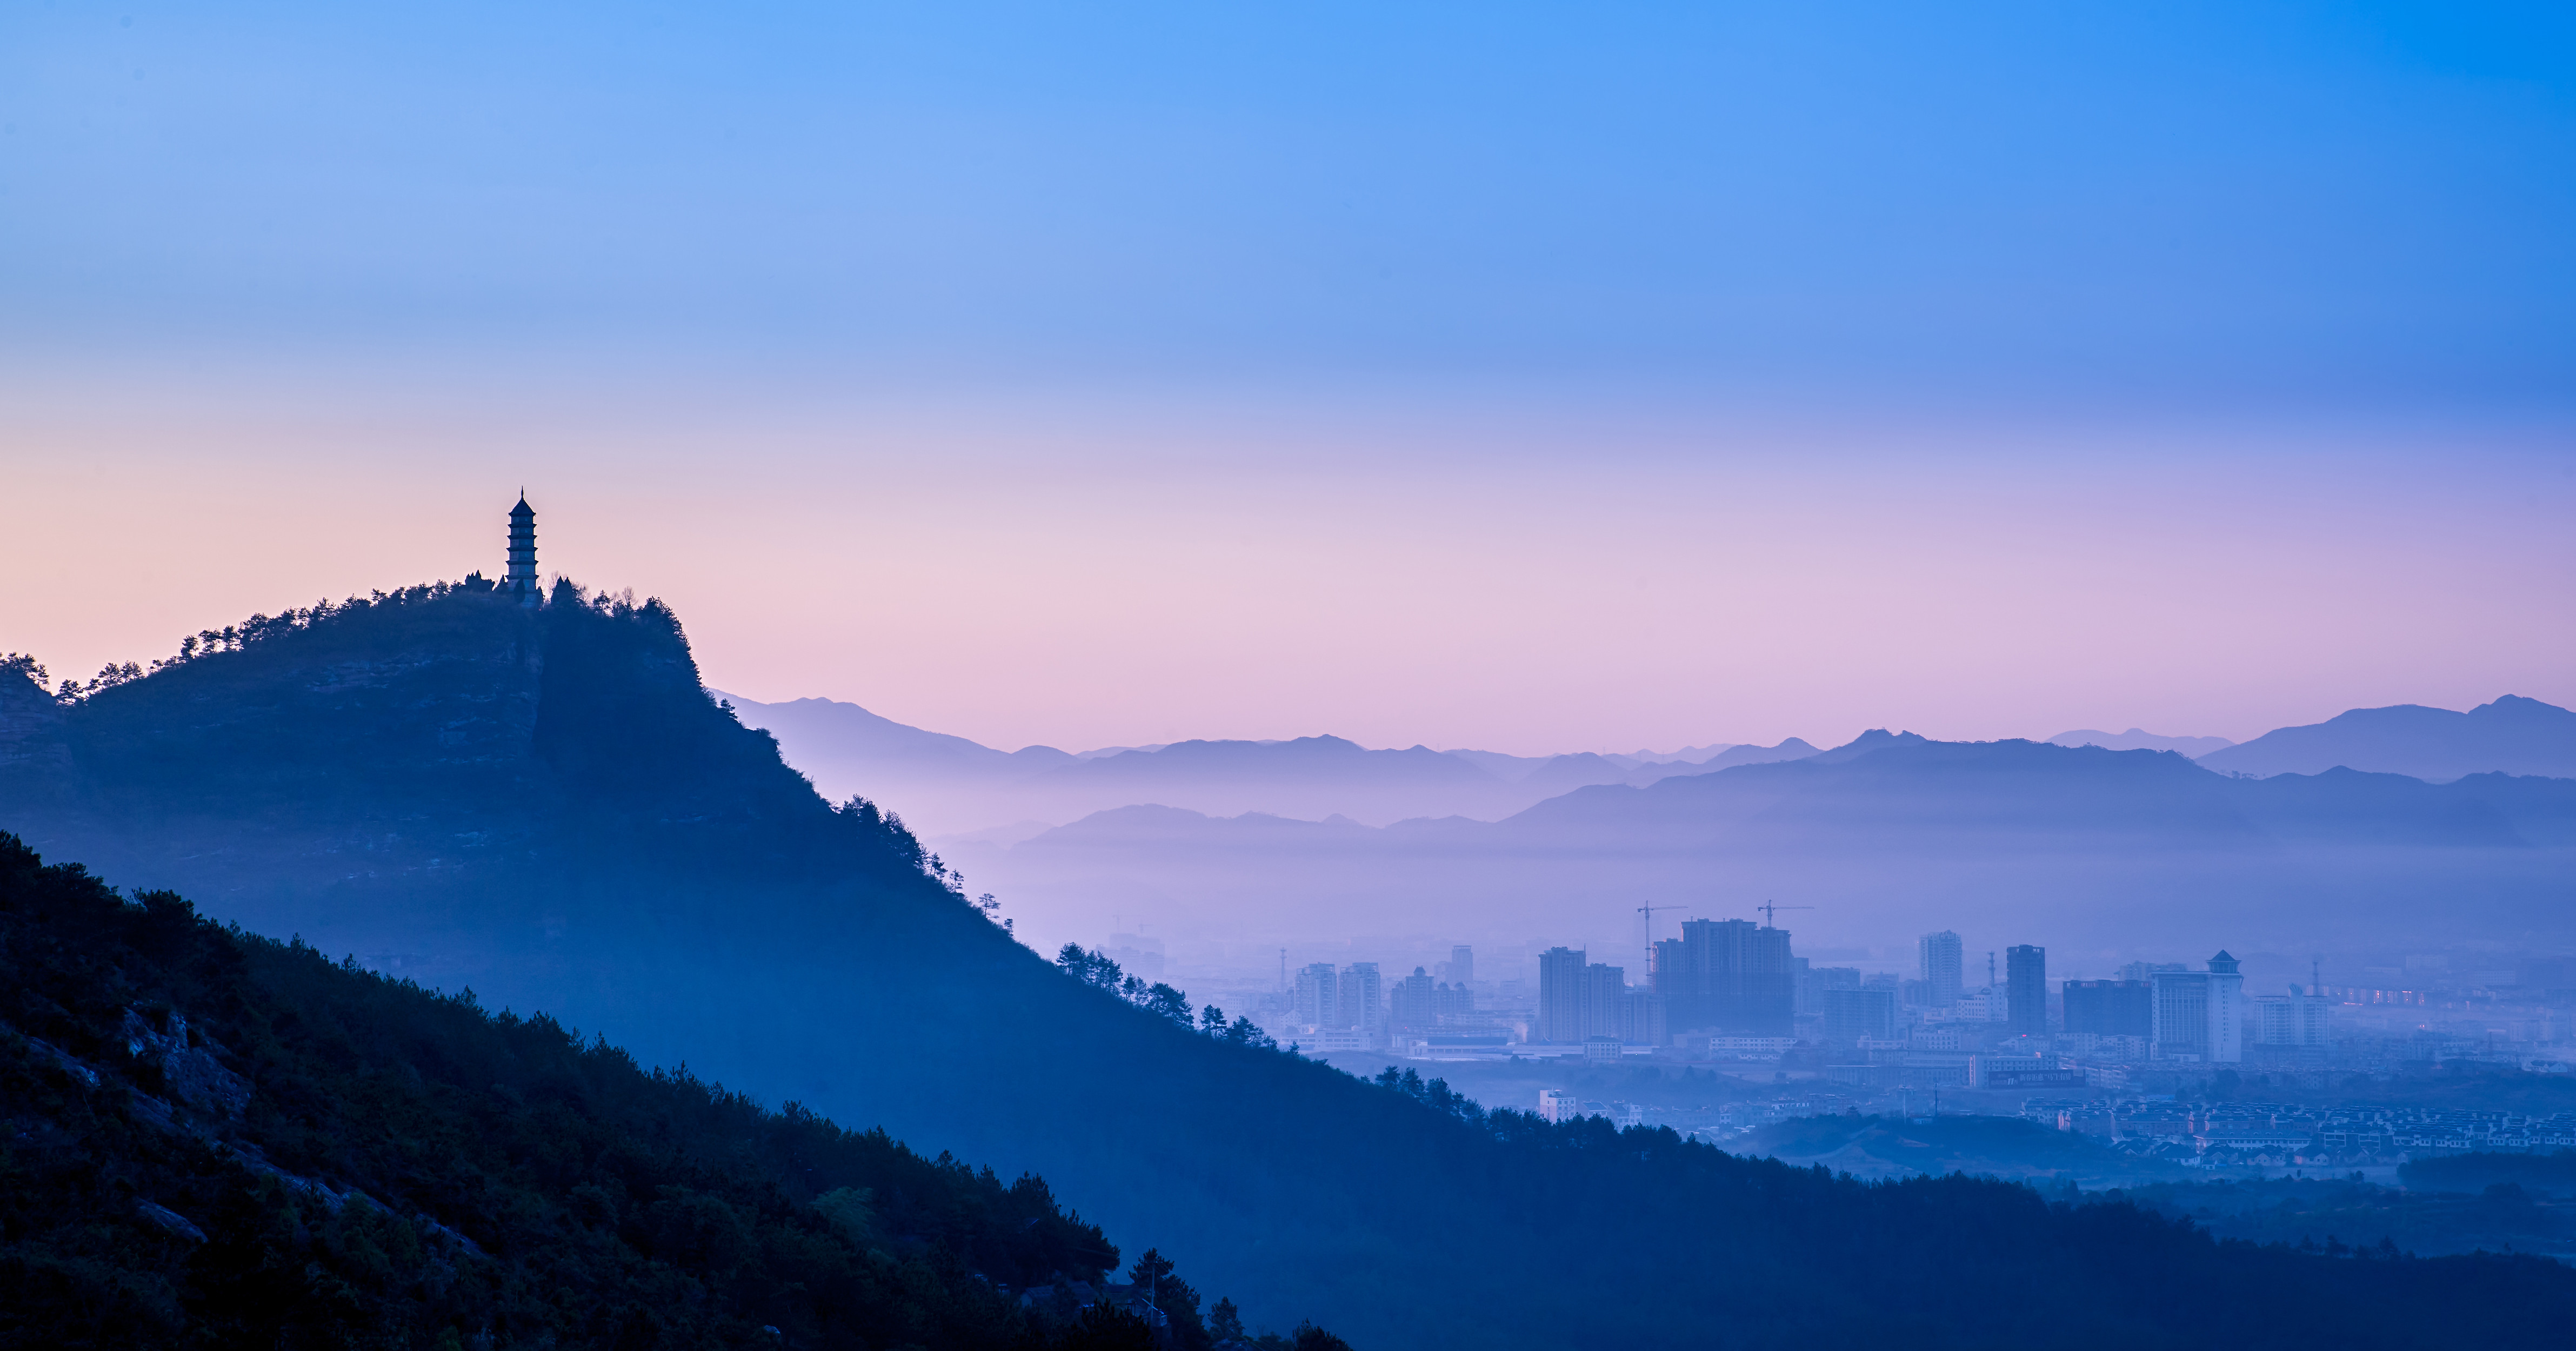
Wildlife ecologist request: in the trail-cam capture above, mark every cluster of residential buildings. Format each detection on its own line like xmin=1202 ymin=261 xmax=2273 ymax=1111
xmin=2017 ymin=1098 xmax=2576 ymax=1168
xmin=1283 ymin=947 xmax=1486 ymax=1052
xmin=1251 ymin=920 xmax=2576 ymax=1093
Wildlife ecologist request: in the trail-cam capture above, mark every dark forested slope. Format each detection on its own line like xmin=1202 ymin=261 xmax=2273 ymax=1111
xmin=0 ymin=832 xmax=1276 ymax=1350
xmin=8 ymin=582 xmax=2576 ymax=1348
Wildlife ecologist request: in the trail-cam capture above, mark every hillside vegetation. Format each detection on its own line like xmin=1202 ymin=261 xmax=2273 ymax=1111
xmin=0 ymin=831 xmax=1332 ymax=1349
xmin=9 ymin=581 xmax=2576 ymax=1348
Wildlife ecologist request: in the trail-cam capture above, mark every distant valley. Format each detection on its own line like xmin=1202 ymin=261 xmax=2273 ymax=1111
xmin=724 ymin=694 xmax=2576 ymax=967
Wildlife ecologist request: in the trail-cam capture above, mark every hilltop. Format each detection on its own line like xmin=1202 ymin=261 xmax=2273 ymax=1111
xmin=10 ymin=579 xmax=2576 ymax=1347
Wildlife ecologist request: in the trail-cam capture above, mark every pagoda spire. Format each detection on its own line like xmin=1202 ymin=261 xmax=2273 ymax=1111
xmin=505 ymin=493 xmax=539 ymax=603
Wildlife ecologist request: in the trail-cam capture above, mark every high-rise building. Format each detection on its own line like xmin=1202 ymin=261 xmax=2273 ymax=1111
xmin=2150 ymin=969 xmax=2208 ymax=1059
xmin=1918 ymin=931 xmax=1964 ymax=1008
xmin=1822 ymin=986 xmax=1898 ymax=1044
xmin=1293 ymin=963 xmax=1338 ymax=1026
xmin=1434 ymin=980 xmax=1474 ymax=1020
xmin=1619 ymin=986 xmax=1666 ymax=1046
xmin=2006 ymin=945 xmax=2046 ymax=1036
xmin=2205 ymin=952 xmax=2242 ymax=1061
xmin=1538 ymin=947 xmax=1587 ymax=1042
xmin=1438 ymin=945 xmax=1474 ymax=986
xmin=2063 ymin=980 xmax=2151 ymax=1035
xmin=1390 ymin=967 xmax=1440 ymax=1029
xmin=1580 ymin=962 xmax=1625 ymax=1041
xmin=1799 ymin=965 xmax=1863 ymax=1019
xmin=2150 ymin=952 xmax=2243 ymax=1062
xmin=2252 ymin=985 xmax=2332 ymax=1047
xmin=1338 ymin=962 xmax=1383 ymax=1034
xmin=1652 ymin=919 xmax=1794 ymax=1036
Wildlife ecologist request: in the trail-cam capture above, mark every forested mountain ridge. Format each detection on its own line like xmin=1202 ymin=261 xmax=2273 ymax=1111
xmin=12 ymin=833 xmax=2576 ymax=1351
xmin=9 ymin=580 xmax=2576 ymax=1347
xmin=0 ymin=831 xmax=1287 ymax=1350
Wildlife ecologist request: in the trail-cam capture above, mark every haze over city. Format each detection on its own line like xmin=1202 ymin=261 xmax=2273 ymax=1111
xmin=5 ymin=4 xmax=2576 ymax=1348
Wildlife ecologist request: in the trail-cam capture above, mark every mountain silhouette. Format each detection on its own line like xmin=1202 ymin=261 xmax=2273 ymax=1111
xmin=2050 ymin=727 xmax=2236 ymax=755
xmin=8 ymin=581 xmax=2573 ymax=1346
xmin=979 ymin=730 xmax=2576 ymax=955
xmin=711 ymin=690 xmax=1078 ymax=777
xmin=2197 ymin=695 xmax=2576 ymax=781
xmin=1691 ymin=735 xmax=1823 ymax=770
xmin=718 ymin=697 xmax=1780 ymax=831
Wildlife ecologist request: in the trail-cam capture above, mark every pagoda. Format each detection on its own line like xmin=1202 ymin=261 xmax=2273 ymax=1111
xmin=505 ymin=494 xmax=539 ymax=603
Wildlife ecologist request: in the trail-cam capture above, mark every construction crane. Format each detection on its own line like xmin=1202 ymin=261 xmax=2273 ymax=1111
xmin=1636 ymin=902 xmax=1687 ymax=960
xmin=1756 ymin=901 xmax=1812 ymax=929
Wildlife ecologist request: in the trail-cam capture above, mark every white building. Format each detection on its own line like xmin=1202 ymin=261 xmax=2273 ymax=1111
xmin=2151 ymin=952 xmax=2244 ymax=1063
xmin=2252 ymin=986 xmax=2332 ymax=1047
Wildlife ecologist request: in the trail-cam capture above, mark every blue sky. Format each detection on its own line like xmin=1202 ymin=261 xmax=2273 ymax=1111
xmin=3 ymin=3 xmax=2571 ymax=752
xmin=5 ymin=1 xmax=2572 ymax=410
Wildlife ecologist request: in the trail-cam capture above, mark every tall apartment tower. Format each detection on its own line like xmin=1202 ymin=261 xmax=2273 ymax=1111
xmin=1447 ymin=945 xmax=1474 ymax=986
xmin=1651 ymin=919 xmax=1793 ymax=1036
xmin=1918 ymin=931 xmax=1964 ymax=1008
xmin=505 ymin=494 xmax=540 ymax=602
xmin=2252 ymin=984 xmax=2332 ymax=1048
xmin=1822 ymin=987 xmax=1898 ymax=1043
xmin=2205 ymin=952 xmax=2243 ymax=1062
xmin=1537 ymin=946 xmax=1587 ymax=1042
xmin=1293 ymin=963 xmax=1338 ymax=1027
xmin=2006 ymin=945 xmax=2047 ymax=1036
xmin=1337 ymin=962 xmax=1383 ymax=1035
xmin=1389 ymin=967 xmax=1439 ymax=1030
xmin=2150 ymin=952 xmax=2244 ymax=1062
xmin=1579 ymin=962 xmax=1626 ymax=1041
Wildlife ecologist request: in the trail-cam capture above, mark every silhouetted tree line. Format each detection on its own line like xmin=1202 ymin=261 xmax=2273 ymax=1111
xmin=1056 ymin=946 xmax=1278 ymax=1051
xmin=0 ymin=833 xmax=1326 ymax=1350
xmin=17 ymin=579 xmax=2576 ymax=1347
xmin=22 ymin=581 xmax=498 ymax=703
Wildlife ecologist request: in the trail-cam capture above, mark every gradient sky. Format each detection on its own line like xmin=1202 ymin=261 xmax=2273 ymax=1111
xmin=3 ymin=2 xmax=2571 ymax=754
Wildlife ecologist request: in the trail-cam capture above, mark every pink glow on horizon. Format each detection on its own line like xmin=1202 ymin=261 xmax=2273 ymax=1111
xmin=3 ymin=377 xmax=2570 ymax=757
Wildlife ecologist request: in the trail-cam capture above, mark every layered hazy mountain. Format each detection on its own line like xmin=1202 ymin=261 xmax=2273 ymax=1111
xmin=0 ymin=583 xmax=1637 ymax=1346
xmin=953 ymin=730 xmax=2576 ymax=964
xmin=23 ymin=581 xmax=2550 ymax=1347
xmin=713 ymin=690 xmax=1819 ymax=834
xmin=2197 ymin=695 xmax=2576 ymax=781
xmin=720 ymin=691 xmax=2575 ymax=965
xmin=2049 ymin=727 xmax=2237 ymax=755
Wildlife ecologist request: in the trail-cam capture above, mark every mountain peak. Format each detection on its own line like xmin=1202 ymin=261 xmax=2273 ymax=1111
xmin=2198 ymin=694 xmax=2575 ymax=781
xmin=1808 ymin=729 xmax=1934 ymax=764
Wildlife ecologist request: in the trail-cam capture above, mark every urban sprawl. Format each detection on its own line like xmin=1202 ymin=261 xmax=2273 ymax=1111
xmin=1135 ymin=920 xmax=2576 ymax=1169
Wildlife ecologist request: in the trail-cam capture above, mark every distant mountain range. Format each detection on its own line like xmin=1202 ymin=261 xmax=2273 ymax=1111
xmin=2198 ymin=695 xmax=2576 ymax=781
xmin=29 ymin=584 xmax=2555 ymax=1347
xmin=956 ymin=726 xmax=2576 ymax=959
xmin=711 ymin=692 xmax=1821 ymax=833
xmin=720 ymin=691 xmax=2573 ymax=851
xmin=2050 ymin=727 xmax=2237 ymax=755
